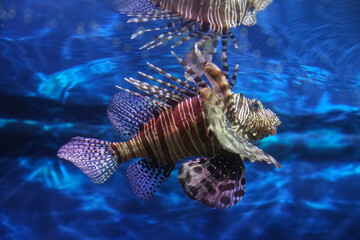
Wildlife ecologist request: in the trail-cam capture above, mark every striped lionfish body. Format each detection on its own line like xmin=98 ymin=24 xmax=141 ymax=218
xmin=57 ymin=51 xmax=280 ymax=208
xmin=114 ymin=0 xmax=272 ymax=79
xmin=110 ymin=94 xmax=222 ymax=165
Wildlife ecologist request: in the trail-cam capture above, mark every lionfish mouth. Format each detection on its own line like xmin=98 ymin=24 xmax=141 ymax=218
xmin=269 ymin=118 xmax=281 ymax=135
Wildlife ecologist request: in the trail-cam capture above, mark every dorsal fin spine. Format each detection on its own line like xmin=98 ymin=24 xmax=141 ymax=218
xmin=221 ymin=31 xmax=230 ymax=80
xmin=116 ymin=84 xmax=167 ymax=112
xmin=229 ymin=64 xmax=239 ymax=89
xmin=146 ymin=62 xmax=198 ymax=94
xmin=138 ymin=71 xmax=191 ymax=97
xmin=204 ymin=63 xmax=235 ymax=121
xmin=171 ymin=51 xmax=209 ymax=90
xmin=127 ymin=77 xmax=184 ymax=103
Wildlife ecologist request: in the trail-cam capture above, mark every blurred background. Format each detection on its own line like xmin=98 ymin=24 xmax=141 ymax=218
xmin=0 ymin=0 xmax=359 ymax=239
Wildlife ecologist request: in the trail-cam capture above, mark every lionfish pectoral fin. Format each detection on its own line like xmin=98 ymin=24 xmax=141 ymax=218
xmin=201 ymin=89 xmax=281 ymax=168
xmin=212 ymin=122 xmax=281 ymax=168
xmin=127 ymin=158 xmax=175 ymax=200
xmin=178 ymin=152 xmax=246 ymax=209
xmin=57 ymin=137 xmax=120 ymax=184
xmin=240 ymin=140 xmax=281 ymax=168
xmin=206 ymin=106 xmax=281 ymax=168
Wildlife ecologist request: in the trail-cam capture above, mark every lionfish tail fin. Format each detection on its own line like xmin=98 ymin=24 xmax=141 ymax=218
xmin=57 ymin=137 xmax=120 ymax=184
xmin=178 ymin=152 xmax=246 ymax=209
xmin=127 ymin=158 xmax=174 ymax=200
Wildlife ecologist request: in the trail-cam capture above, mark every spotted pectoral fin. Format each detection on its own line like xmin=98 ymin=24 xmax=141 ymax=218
xmin=178 ymin=152 xmax=246 ymax=209
xmin=127 ymin=158 xmax=174 ymax=200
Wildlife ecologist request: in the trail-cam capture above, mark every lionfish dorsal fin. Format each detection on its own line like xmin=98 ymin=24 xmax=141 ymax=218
xmin=228 ymin=64 xmax=239 ymax=89
xmin=131 ymin=20 xmax=179 ymax=40
xmin=138 ymin=20 xmax=194 ymax=50
xmin=127 ymin=158 xmax=174 ymax=200
xmin=123 ymin=64 xmax=198 ymax=107
xmin=178 ymin=152 xmax=246 ymax=209
xmin=203 ymin=62 xmax=236 ymax=121
xmin=107 ymin=92 xmax=159 ymax=139
xmin=171 ymin=51 xmax=209 ymax=90
xmin=125 ymin=77 xmax=185 ymax=105
xmin=221 ymin=31 xmax=230 ymax=80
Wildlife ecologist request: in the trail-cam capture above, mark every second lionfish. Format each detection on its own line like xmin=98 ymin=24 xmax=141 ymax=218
xmin=114 ymin=0 xmax=272 ymax=79
xmin=57 ymin=51 xmax=280 ymax=209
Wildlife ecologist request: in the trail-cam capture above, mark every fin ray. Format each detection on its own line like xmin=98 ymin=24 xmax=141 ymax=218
xmin=57 ymin=137 xmax=119 ymax=184
xmin=107 ymin=93 xmax=157 ymax=139
xmin=114 ymin=0 xmax=157 ymax=14
xmin=127 ymin=158 xmax=174 ymax=200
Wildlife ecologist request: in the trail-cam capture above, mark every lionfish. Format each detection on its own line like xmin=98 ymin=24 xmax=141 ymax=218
xmin=57 ymin=50 xmax=280 ymax=209
xmin=114 ymin=0 xmax=273 ymax=79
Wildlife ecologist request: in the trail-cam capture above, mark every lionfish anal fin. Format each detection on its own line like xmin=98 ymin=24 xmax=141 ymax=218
xmin=178 ymin=152 xmax=246 ymax=209
xmin=127 ymin=158 xmax=175 ymax=200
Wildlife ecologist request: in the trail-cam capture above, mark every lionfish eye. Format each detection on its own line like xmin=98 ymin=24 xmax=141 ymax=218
xmin=251 ymin=101 xmax=260 ymax=111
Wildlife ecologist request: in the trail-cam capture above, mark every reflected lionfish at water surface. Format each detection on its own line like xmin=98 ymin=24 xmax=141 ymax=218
xmin=114 ymin=0 xmax=273 ymax=79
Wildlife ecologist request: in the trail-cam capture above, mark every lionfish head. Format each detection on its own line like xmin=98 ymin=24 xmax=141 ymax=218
xmin=230 ymin=93 xmax=280 ymax=142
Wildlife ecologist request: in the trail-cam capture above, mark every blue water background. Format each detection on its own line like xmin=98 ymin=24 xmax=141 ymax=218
xmin=1 ymin=0 xmax=360 ymax=239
